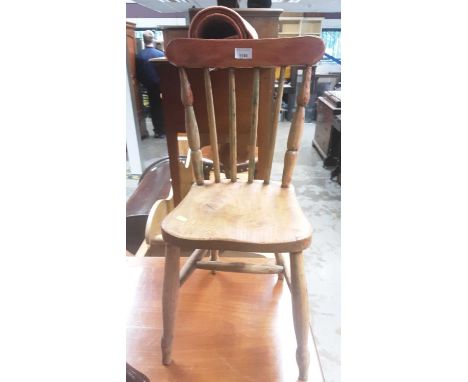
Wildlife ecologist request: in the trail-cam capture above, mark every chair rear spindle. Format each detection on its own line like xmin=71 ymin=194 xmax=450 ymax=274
xmin=228 ymin=68 xmax=237 ymax=182
xmin=179 ymin=67 xmax=204 ymax=185
xmin=203 ymin=68 xmax=221 ymax=183
xmin=247 ymin=68 xmax=260 ymax=183
xmin=281 ymin=65 xmax=312 ymax=188
xmin=264 ymin=66 xmax=286 ymax=185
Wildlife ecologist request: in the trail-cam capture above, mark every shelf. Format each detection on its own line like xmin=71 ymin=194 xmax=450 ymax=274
xmin=278 ymin=15 xmax=322 ymax=38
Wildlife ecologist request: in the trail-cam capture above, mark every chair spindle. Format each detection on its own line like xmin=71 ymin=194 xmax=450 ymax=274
xmin=248 ymin=68 xmax=260 ymax=183
xmin=203 ymin=68 xmax=221 ymax=183
xmin=264 ymin=66 xmax=286 ymax=184
xmin=179 ymin=67 xmax=204 ymax=186
xmin=281 ymin=65 xmax=312 ymax=188
xmin=228 ymin=68 xmax=237 ymax=182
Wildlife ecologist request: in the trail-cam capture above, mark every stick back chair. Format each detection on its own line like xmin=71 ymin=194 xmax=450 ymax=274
xmin=157 ymin=36 xmax=325 ymax=381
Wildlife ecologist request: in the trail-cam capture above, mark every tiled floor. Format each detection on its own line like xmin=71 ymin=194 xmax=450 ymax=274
xmin=126 ymin=120 xmax=341 ymax=382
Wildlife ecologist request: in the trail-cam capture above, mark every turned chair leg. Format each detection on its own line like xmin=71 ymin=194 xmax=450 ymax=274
xmin=290 ymin=251 xmax=310 ymax=381
xmin=274 ymin=253 xmax=284 ymax=280
xmin=161 ymin=243 xmax=180 ymax=365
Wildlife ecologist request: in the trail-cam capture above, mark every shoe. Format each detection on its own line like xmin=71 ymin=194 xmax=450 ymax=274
xmin=154 ymin=133 xmax=166 ymax=139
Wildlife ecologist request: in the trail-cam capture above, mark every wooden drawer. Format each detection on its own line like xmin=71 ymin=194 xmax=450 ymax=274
xmin=313 ymin=97 xmax=339 ymax=157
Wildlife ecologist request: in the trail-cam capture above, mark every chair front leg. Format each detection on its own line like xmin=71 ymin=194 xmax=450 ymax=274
xmin=161 ymin=243 xmax=180 ymax=365
xmin=290 ymin=251 xmax=310 ymax=381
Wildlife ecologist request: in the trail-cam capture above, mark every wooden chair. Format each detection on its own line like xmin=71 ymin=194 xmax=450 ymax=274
xmin=154 ymin=36 xmax=325 ymax=381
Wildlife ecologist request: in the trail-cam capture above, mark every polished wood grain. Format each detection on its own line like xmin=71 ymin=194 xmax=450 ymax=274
xmin=160 ymin=180 xmax=312 ymax=253
xmin=166 ymin=36 xmax=325 ymax=69
xmin=126 ymin=257 xmax=324 ymax=382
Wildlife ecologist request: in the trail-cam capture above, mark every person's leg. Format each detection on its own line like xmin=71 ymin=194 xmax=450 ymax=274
xmin=147 ymin=90 xmax=159 ymax=137
xmin=153 ymin=86 xmax=165 ymax=137
xmin=148 ymin=87 xmax=165 ymax=137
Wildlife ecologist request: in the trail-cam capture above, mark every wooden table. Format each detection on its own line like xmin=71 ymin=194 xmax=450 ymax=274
xmin=126 ymin=256 xmax=324 ymax=382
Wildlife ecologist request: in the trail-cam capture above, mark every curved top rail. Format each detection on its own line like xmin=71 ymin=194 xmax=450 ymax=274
xmin=166 ymin=36 xmax=325 ymax=69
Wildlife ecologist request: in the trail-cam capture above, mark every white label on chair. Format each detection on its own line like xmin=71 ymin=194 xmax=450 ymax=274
xmin=234 ymin=48 xmax=252 ymax=60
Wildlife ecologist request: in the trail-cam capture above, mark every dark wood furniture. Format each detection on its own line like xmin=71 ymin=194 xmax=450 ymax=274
xmin=331 ymin=115 xmax=341 ymax=184
xmin=126 ymin=157 xmax=172 ymax=254
xmin=309 ymin=73 xmax=340 ymax=120
xmin=324 ymin=115 xmax=341 ymax=184
xmin=150 ymin=36 xmax=325 ymax=381
xmin=161 ymin=26 xmax=189 ymax=50
xmin=154 ymin=9 xmax=282 ymax=206
xmin=126 ymin=22 xmax=147 ymax=138
xmin=313 ymin=91 xmax=341 ymax=158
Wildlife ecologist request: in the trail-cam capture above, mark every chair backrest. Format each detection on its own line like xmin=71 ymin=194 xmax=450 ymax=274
xmin=165 ymin=36 xmax=325 ymax=187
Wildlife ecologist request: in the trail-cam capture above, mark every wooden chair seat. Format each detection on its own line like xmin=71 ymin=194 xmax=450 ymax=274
xmin=160 ymin=179 xmax=312 ymax=253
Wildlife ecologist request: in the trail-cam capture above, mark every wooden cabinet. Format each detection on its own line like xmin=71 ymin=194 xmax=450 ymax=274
xmin=126 ymin=21 xmax=147 ymax=138
xmin=313 ymin=94 xmax=341 ymax=158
